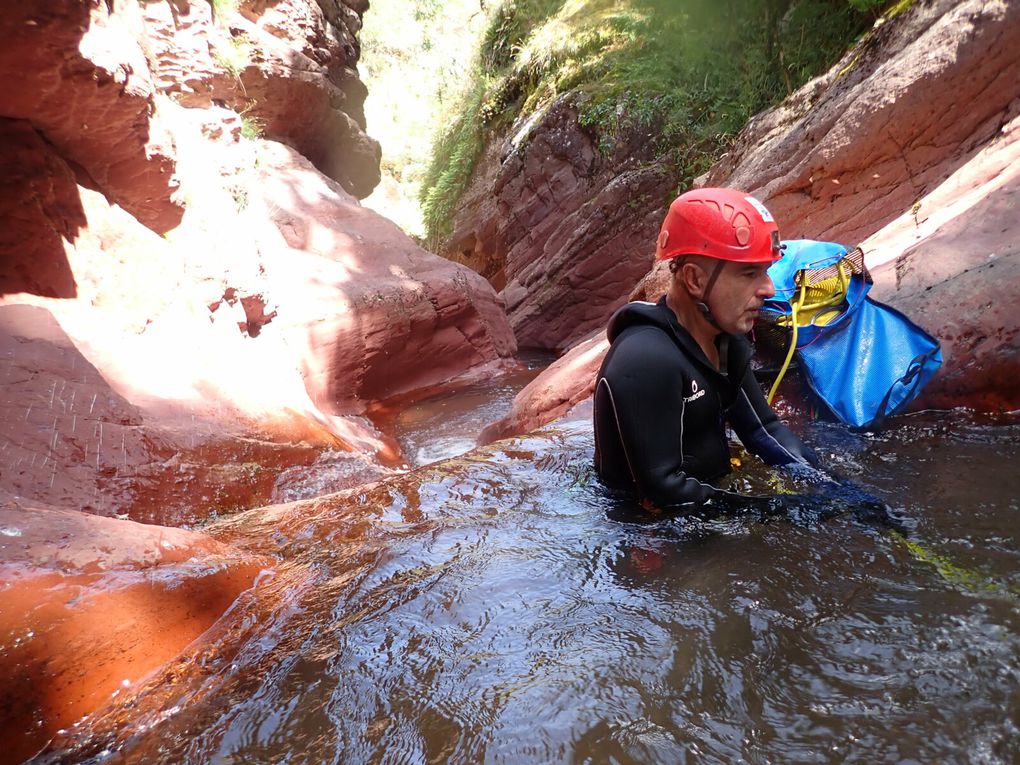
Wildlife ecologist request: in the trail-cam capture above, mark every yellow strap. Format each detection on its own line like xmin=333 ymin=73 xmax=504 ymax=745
xmin=767 ymin=282 xmax=805 ymax=404
xmin=767 ymin=261 xmax=849 ymax=404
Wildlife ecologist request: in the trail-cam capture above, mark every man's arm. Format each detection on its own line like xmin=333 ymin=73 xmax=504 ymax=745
xmin=727 ymin=367 xmax=820 ymax=468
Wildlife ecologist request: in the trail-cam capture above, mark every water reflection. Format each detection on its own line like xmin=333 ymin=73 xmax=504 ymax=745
xmin=38 ymin=411 xmax=1020 ymax=764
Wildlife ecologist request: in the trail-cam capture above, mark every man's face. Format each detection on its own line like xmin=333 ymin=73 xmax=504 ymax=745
xmin=706 ymin=260 xmax=776 ymax=334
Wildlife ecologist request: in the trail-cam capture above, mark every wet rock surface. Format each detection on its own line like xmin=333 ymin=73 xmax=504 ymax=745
xmin=479 ymin=332 xmax=606 ymax=445
xmin=0 ymin=303 xmax=345 ymax=526
xmin=0 ymin=501 xmax=274 ymax=765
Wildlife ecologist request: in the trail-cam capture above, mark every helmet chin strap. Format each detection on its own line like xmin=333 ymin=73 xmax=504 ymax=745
xmin=694 ymin=259 xmax=727 ymax=330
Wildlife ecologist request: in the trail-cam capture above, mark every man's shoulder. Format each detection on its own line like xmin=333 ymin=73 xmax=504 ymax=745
xmin=603 ymin=320 xmax=694 ymax=376
xmin=607 ymin=300 xmax=672 ymax=342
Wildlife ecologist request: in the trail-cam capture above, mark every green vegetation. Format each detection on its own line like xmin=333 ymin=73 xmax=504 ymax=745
xmin=239 ymin=111 xmax=263 ymax=140
xmin=420 ymin=0 xmax=891 ymax=247
xmin=213 ymin=34 xmax=252 ymax=78
xmin=208 ymin=0 xmax=238 ymax=23
xmin=893 ymin=532 xmax=1020 ymax=601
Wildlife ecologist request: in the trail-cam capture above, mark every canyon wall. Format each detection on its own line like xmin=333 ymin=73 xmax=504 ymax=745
xmin=0 ymin=1 xmax=516 ymax=755
xmin=444 ymin=96 xmax=673 ymax=351
xmin=481 ymin=0 xmax=1020 ymax=441
xmin=0 ymin=0 xmax=518 ymax=521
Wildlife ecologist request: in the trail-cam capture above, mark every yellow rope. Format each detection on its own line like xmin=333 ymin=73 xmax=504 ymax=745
xmin=767 ymin=261 xmax=850 ymax=405
xmin=768 ymin=283 xmax=805 ymax=404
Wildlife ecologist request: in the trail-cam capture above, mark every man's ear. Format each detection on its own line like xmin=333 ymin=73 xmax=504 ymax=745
xmin=679 ymin=260 xmax=708 ymax=299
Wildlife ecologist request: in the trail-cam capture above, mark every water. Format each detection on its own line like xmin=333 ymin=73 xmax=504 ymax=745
xmin=377 ymin=351 xmax=554 ymax=468
xmin=36 ymin=408 xmax=1020 ymax=764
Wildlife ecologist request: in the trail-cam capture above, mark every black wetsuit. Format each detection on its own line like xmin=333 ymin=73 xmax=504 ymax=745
xmin=593 ymin=297 xmax=819 ymax=509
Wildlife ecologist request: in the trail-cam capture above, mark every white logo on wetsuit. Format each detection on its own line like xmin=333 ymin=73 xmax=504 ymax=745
xmin=684 ymin=378 xmax=706 ymax=403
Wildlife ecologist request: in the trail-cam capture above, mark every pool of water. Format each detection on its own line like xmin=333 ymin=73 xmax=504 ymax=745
xmin=382 ymin=351 xmax=555 ymax=468
xmin=39 ymin=408 xmax=1020 ymax=764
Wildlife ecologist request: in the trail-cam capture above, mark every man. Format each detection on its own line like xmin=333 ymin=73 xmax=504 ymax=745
xmin=593 ymin=187 xmax=819 ymax=511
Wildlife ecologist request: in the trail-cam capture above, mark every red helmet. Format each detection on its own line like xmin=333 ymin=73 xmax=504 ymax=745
xmin=655 ymin=187 xmax=782 ymax=263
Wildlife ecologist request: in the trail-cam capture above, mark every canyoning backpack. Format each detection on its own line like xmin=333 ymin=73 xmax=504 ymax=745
xmin=758 ymin=239 xmax=942 ymax=430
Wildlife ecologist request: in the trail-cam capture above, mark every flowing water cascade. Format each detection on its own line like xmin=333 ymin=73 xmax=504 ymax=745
xmin=35 ymin=388 xmax=1020 ymax=763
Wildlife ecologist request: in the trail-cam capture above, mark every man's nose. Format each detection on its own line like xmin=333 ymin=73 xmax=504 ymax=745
xmin=759 ymin=274 xmax=776 ymax=299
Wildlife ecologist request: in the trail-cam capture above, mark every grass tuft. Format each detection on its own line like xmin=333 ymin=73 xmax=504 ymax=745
xmin=213 ymin=34 xmax=252 ymax=78
xmin=240 ymin=112 xmax=264 ymax=140
xmin=208 ymin=0 xmax=238 ymax=24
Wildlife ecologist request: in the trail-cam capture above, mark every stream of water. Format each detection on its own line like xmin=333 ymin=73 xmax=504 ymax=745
xmin=38 ymin=387 xmax=1020 ymax=764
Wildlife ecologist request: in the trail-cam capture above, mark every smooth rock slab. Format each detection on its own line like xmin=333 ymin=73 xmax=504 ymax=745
xmin=0 ymin=502 xmax=272 ymax=765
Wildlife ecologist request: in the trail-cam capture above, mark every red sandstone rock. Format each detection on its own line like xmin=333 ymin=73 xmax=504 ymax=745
xmin=704 ymin=0 xmax=1020 ymax=246
xmin=0 ymin=78 xmax=514 ymax=521
xmin=138 ymin=0 xmax=380 ymax=197
xmin=0 ymin=501 xmax=272 ymax=765
xmin=478 ymin=330 xmax=608 ymax=444
xmin=0 ymin=1 xmax=183 ymax=233
xmin=444 ymin=95 xmax=672 ymax=351
xmin=863 ymin=116 xmax=1020 ymax=411
xmin=629 ymin=259 xmax=672 ymax=306
xmin=0 ymin=301 xmax=372 ymax=526
xmin=0 ymin=120 xmax=85 ymax=299
xmin=247 ymin=140 xmax=518 ymax=410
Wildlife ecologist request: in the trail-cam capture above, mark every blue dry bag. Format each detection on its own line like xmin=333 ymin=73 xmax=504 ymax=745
xmin=762 ymin=240 xmax=942 ymax=430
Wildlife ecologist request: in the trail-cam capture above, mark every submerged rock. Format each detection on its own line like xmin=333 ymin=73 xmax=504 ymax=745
xmin=479 ymin=332 xmax=606 ymax=445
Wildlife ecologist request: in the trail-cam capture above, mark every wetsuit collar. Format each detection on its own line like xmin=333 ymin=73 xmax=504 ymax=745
xmin=605 ymin=297 xmax=754 ymax=382
xmin=654 ymin=296 xmax=750 ymax=383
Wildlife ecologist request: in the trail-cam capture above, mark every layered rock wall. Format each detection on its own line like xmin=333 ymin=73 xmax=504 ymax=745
xmin=444 ymin=96 xmax=673 ymax=351
xmin=704 ymin=0 xmax=1020 ymax=246
xmin=1 ymin=0 xmax=517 ymax=522
xmin=701 ymin=0 xmax=1020 ymax=412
